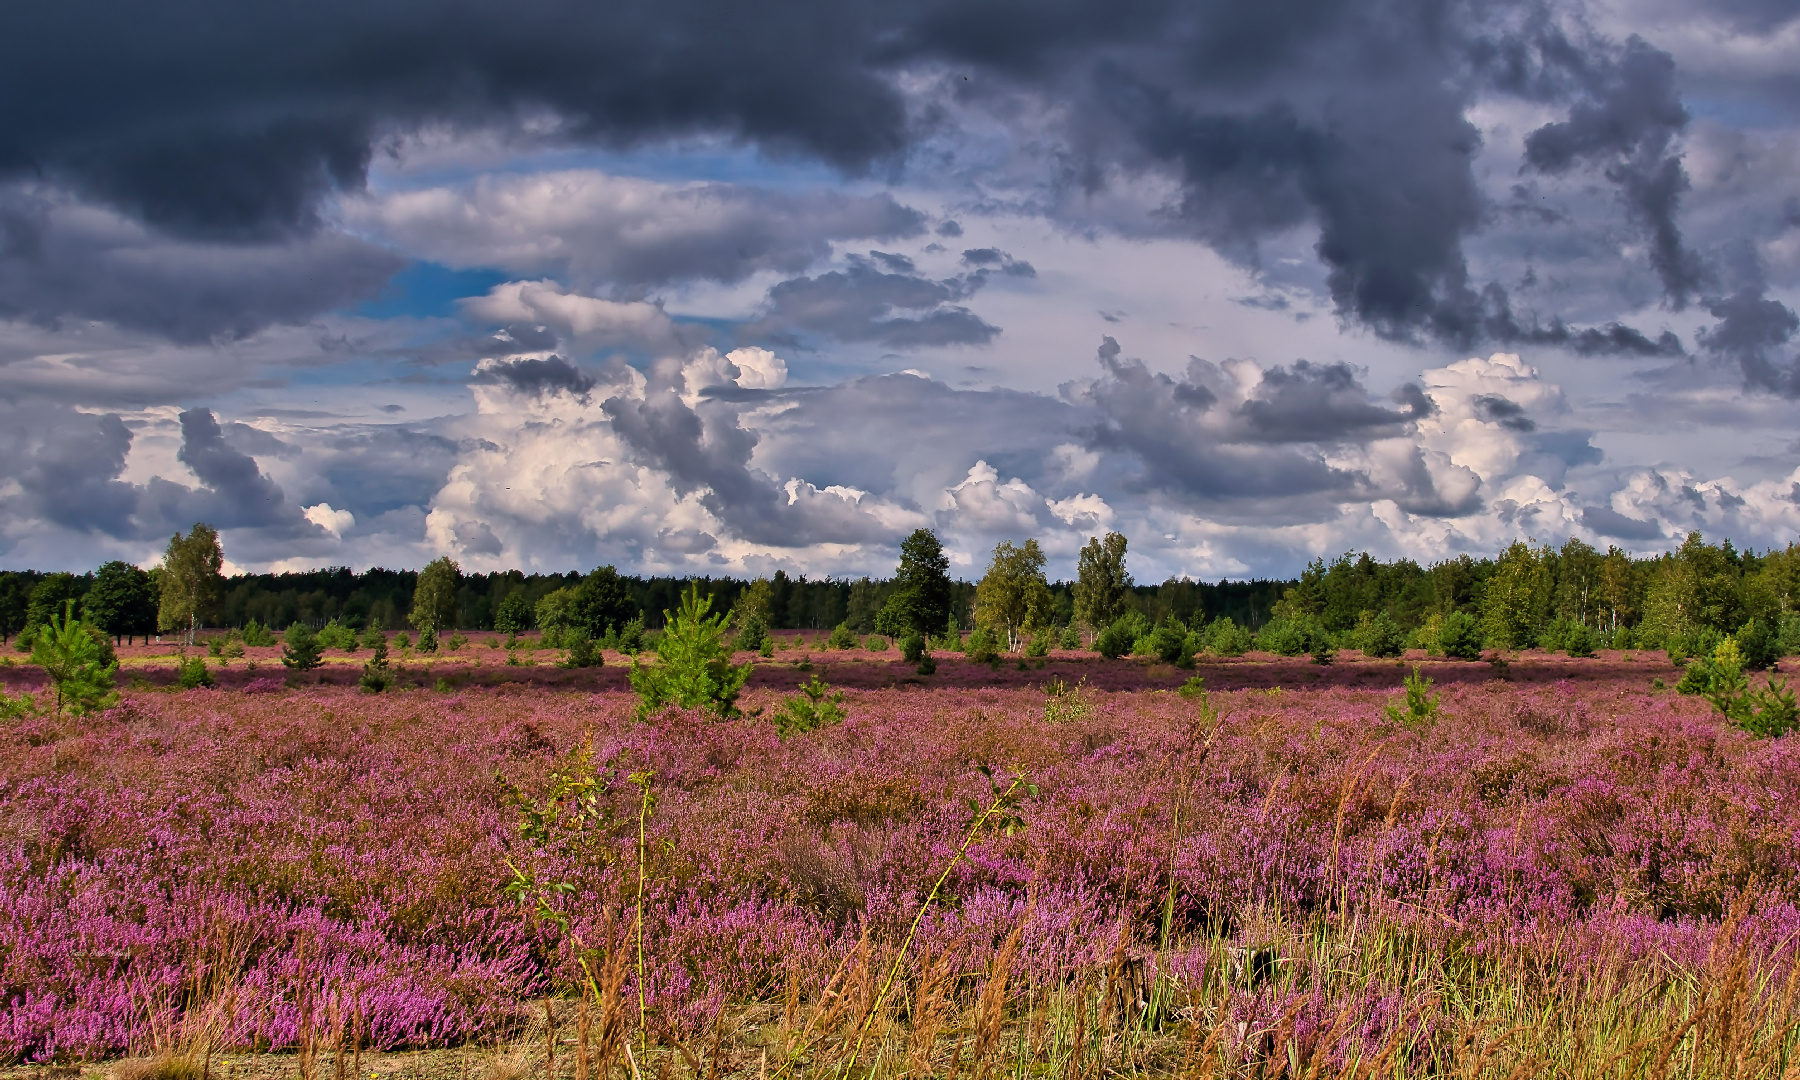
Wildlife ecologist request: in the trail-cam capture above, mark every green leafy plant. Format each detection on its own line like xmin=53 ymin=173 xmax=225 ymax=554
xmin=1025 ymin=629 xmax=1052 ymax=657
xmin=558 ymin=626 xmax=602 ymax=669
xmin=1177 ymin=674 xmax=1208 ymax=700
xmin=1683 ymin=639 xmax=1798 ymax=737
xmin=1383 ymin=665 xmax=1440 ymax=728
xmin=359 ymin=624 xmax=387 ymax=650
xmin=281 ymin=622 xmax=324 ymax=672
xmin=1310 ymin=635 xmax=1337 ymax=666
xmin=32 ymin=601 xmax=119 ymax=716
xmin=0 ymin=686 xmax=40 ymax=719
xmin=241 ymin=619 xmax=276 ymax=647
xmin=176 ymin=654 xmax=215 ymax=690
xmin=628 ymin=584 xmax=753 ymax=721
xmin=1058 ymin=624 xmax=1083 ymax=649
xmin=772 ymin=675 xmax=847 ymax=737
xmin=447 ymin=631 xmax=468 ymax=651
xmin=863 ymin=634 xmax=888 ymax=651
xmin=1043 ymin=676 xmax=1095 ymax=724
xmin=1565 ymin=622 xmax=1598 ymax=658
xmin=1352 ymin=611 xmax=1406 ymax=658
xmin=416 ymin=623 xmax=439 ymax=654
xmin=1203 ymin=615 xmax=1253 ymax=657
xmin=617 ymin=617 xmax=645 ymax=655
xmin=1095 ymin=610 xmax=1149 ymax=659
xmin=826 ymin=622 xmax=857 ymax=650
xmin=1138 ymin=617 xmax=1192 ymax=666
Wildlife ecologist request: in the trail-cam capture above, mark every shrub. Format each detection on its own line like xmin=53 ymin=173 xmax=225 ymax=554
xmin=1309 ymin=635 xmax=1336 ymax=666
xmin=1256 ymin=618 xmax=1312 ymax=657
xmin=1353 ymin=611 xmax=1405 ymax=659
xmin=281 ymin=622 xmax=324 ymax=672
xmin=900 ymin=633 xmax=927 ymax=664
xmin=1779 ymin=613 xmax=1800 ymax=657
xmin=1095 ymin=611 xmax=1149 ymax=660
xmin=964 ymin=626 xmax=1001 ymax=665
xmin=617 ymin=617 xmax=645 ymax=655
xmin=733 ymin=612 xmax=768 ymax=654
xmin=1564 ymin=622 xmax=1598 ymax=658
xmin=1735 ymin=618 xmax=1779 ymax=671
xmin=176 ymin=654 xmax=215 ymax=690
xmin=0 ymin=686 xmax=39 ymax=719
xmin=558 ymin=627 xmax=601 ymax=669
xmin=359 ymin=637 xmax=392 ymax=693
xmin=1177 ymin=675 xmax=1207 ymax=700
xmin=1025 ymin=630 xmax=1052 ymax=658
xmin=416 ymin=624 xmax=439 ymax=654
xmin=1682 ymin=638 xmax=1798 ymax=737
xmin=628 ymin=585 xmax=753 ymax=721
xmin=772 ymin=675 xmax=847 ymax=737
xmin=395 ymin=632 xmax=412 ymax=650
xmin=1609 ymin=624 xmax=1635 ymax=650
xmin=447 ymin=632 xmax=468 ymax=652
xmin=1537 ymin=617 xmax=1577 ymax=653
xmin=827 ymin=622 xmax=857 ymax=650
xmin=1059 ymin=625 xmax=1082 ymax=649
xmin=317 ymin=619 xmax=358 ymax=651
xmin=541 ymin=625 xmax=563 ymax=649
xmin=1438 ymin=611 xmax=1482 ymax=660
xmin=359 ymin=624 xmax=388 ymax=650
xmin=493 ymin=593 xmax=532 ymax=635
xmin=241 ymin=619 xmax=276 ymax=647
xmin=1139 ymin=619 xmax=1191 ymax=665
xmin=863 ymin=634 xmax=888 ymax=651
xmin=1203 ymin=616 xmax=1253 ymax=657
xmin=758 ymin=637 xmax=774 ymax=658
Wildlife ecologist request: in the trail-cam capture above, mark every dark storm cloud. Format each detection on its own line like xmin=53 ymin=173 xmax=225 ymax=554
xmin=172 ymin=408 xmax=306 ymax=529
xmin=1698 ymin=286 xmax=1800 ymax=396
xmin=960 ymin=248 xmax=1037 ymax=278
xmin=0 ymin=407 xmax=141 ymax=537
xmin=0 ymin=0 xmax=1774 ymax=361
xmin=471 ymin=355 xmax=596 ymax=399
xmin=1471 ymin=393 xmax=1536 ymax=431
xmin=1522 ymin=36 xmax=1703 ymax=307
xmin=313 ymin=427 xmax=460 ymax=517
xmin=749 ymin=256 xmax=1000 ymax=348
xmin=0 ymin=186 xmax=402 ymax=341
xmin=1237 ymin=361 xmax=1434 ymax=443
xmin=1582 ymin=505 xmax=1663 ymax=541
xmin=1068 ymin=338 xmax=1364 ymax=500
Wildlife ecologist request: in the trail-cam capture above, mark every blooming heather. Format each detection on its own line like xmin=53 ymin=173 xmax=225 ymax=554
xmin=2 ymin=671 xmax=1798 ymax=1062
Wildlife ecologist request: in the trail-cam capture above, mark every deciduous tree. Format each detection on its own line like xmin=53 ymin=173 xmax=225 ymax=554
xmin=410 ymin=556 xmax=462 ymax=633
xmin=974 ymin=539 xmax=1052 ymax=652
xmin=875 ymin=529 xmax=952 ymax=641
xmin=1072 ymin=532 xmax=1131 ymax=634
xmin=158 ymin=524 xmax=224 ymax=646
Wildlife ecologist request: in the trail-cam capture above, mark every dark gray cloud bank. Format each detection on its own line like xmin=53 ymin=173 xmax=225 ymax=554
xmin=1 ymin=0 xmax=1799 ymax=573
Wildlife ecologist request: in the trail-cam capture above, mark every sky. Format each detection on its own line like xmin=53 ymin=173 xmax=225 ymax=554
xmin=2 ymin=0 xmax=1799 ymax=582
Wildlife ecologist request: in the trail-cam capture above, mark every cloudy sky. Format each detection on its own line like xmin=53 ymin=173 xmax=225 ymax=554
xmin=3 ymin=0 xmax=1799 ymax=580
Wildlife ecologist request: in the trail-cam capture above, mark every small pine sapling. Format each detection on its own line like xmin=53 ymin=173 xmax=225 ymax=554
xmin=32 ymin=602 xmax=120 ymax=716
xmin=281 ymin=622 xmax=324 ymax=672
xmin=359 ymin=637 xmax=392 ymax=693
xmin=176 ymin=654 xmax=215 ymax=690
xmin=772 ymin=675 xmax=848 ymax=737
xmin=1383 ymin=665 xmax=1440 ymax=729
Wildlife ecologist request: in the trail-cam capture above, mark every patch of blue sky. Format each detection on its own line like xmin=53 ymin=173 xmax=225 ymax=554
xmin=373 ymin=136 xmax=864 ymax=195
xmin=353 ymin=262 xmax=513 ymax=321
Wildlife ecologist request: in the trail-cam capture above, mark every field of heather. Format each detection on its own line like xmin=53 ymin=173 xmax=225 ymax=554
xmin=4 ymin=655 xmax=1799 ymax=1077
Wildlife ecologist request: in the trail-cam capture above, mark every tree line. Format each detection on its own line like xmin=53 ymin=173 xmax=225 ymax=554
xmin=3 ymin=525 xmax=1797 ymax=663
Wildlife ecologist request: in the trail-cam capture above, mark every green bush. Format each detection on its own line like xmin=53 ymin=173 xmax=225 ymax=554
xmin=863 ymin=634 xmax=888 ymax=651
xmin=1139 ymin=619 xmax=1191 ymax=665
xmin=1059 ymin=625 xmax=1083 ymax=649
xmin=359 ymin=638 xmax=392 ymax=693
xmin=1564 ymin=622 xmax=1597 ymax=658
xmin=1309 ymin=635 xmax=1337 ymax=666
xmin=1438 ymin=611 xmax=1482 ymax=660
xmin=1778 ymin=614 xmax=1800 ymax=657
xmin=359 ymin=625 xmax=388 ymax=650
xmin=176 ymin=654 xmax=215 ymax=690
xmin=1096 ymin=611 xmax=1149 ymax=659
xmin=733 ymin=612 xmax=768 ymax=654
xmin=281 ymin=622 xmax=324 ymax=672
xmin=541 ymin=625 xmax=563 ymax=649
xmin=964 ymin=626 xmax=1001 ymax=665
xmin=1256 ymin=618 xmax=1312 ymax=657
xmin=447 ymin=632 xmax=468 ymax=651
xmin=1353 ymin=611 xmax=1405 ymax=659
xmin=628 ymin=585 xmax=753 ymax=720
xmin=316 ymin=619 xmax=358 ymax=651
xmin=417 ymin=624 xmax=439 ymax=654
xmin=1025 ymin=630 xmax=1052 ymax=658
xmin=1203 ymin=616 xmax=1252 ymax=657
xmin=617 ymin=617 xmax=645 ymax=655
xmin=241 ymin=619 xmax=277 ymax=647
xmin=558 ymin=627 xmax=602 ymax=669
xmin=1383 ymin=666 xmax=1440 ymax=728
xmin=1736 ymin=618 xmax=1779 ymax=671
xmin=826 ymin=622 xmax=857 ymax=650
xmin=900 ymin=633 xmax=927 ymax=664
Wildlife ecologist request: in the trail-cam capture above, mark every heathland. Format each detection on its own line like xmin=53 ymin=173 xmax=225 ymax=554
xmin=3 ymin=642 xmax=1798 ymax=1078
